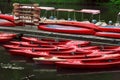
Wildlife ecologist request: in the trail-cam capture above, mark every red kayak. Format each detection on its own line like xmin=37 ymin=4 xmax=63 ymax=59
xmin=56 ymin=58 xmax=120 ymax=69
xmin=0 ymin=19 xmax=16 ymax=27
xmin=40 ymin=38 xmax=71 ymax=43
xmin=66 ymin=40 xmax=91 ymax=47
xmin=3 ymin=44 xmax=56 ymax=51
xmin=58 ymin=21 xmax=99 ymax=30
xmin=33 ymin=53 xmax=120 ymax=65
xmin=50 ymin=50 xmax=116 ymax=59
xmin=3 ymin=44 xmax=34 ymax=50
xmin=0 ymin=37 xmax=14 ymax=42
xmin=50 ymin=47 xmax=76 ymax=54
xmin=75 ymin=49 xmax=100 ymax=54
xmin=10 ymin=41 xmax=39 ymax=47
xmin=8 ymin=49 xmax=49 ymax=57
xmin=77 ymin=46 xmax=100 ymax=50
xmin=95 ymin=32 xmax=120 ymax=39
xmin=21 ymin=37 xmax=70 ymax=45
xmin=81 ymin=53 xmax=120 ymax=61
xmin=38 ymin=25 xmax=95 ymax=35
xmin=0 ymin=14 xmax=14 ymax=22
xmin=103 ymin=46 xmax=120 ymax=51
xmin=98 ymin=26 xmax=120 ymax=33
xmin=54 ymin=45 xmax=76 ymax=51
xmin=33 ymin=56 xmax=66 ymax=65
xmin=0 ymin=33 xmax=16 ymax=37
xmin=50 ymin=52 xmax=101 ymax=59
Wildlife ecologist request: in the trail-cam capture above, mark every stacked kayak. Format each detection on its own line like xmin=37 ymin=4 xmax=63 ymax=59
xmin=0 ymin=14 xmax=16 ymax=27
xmin=3 ymin=36 xmax=91 ymax=58
xmin=0 ymin=14 xmax=24 ymax=27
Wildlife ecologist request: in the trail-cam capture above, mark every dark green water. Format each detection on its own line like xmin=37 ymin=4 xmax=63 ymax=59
xmin=0 ymin=1 xmax=120 ymax=80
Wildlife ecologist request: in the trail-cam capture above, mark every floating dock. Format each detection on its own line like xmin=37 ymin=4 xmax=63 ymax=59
xmin=0 ymin=26 xmax=120 ymax=46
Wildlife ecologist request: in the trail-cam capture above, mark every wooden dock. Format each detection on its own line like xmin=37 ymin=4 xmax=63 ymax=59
xmin=0 ymin=26 xmax=120 ymax=45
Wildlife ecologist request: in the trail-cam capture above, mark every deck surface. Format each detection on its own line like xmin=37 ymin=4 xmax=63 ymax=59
xmin=0 ymin=26 xmax=120 ymax=45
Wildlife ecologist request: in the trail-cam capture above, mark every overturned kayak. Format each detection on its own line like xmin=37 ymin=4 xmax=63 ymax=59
xmin=38 ymin=25 xmax=95 ymax=35
xmin=58 ymin=21 xmax=99 ymax=30
xmin=98 ymin=25 xmax=120 ymax=33
xmin=0 ymin=14 xmax=14 ymax=22
xmin=0 ymin=19 xmax=16 ymax=27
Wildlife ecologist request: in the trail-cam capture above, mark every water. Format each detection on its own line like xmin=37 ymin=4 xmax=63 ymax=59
xmin=0 ymin=1 xmax=120 ymax=80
